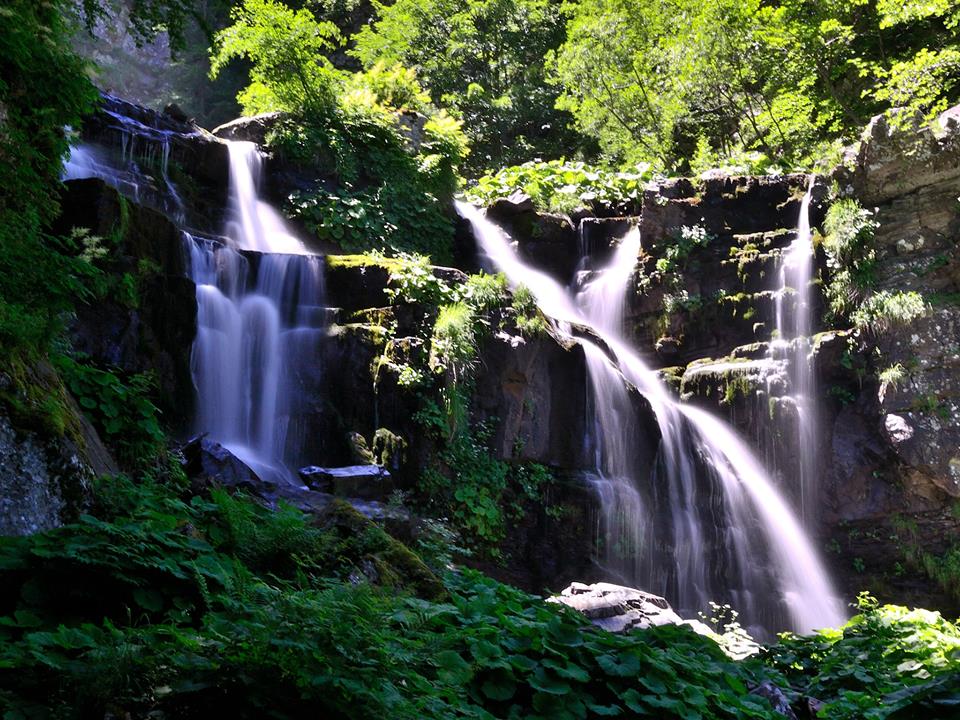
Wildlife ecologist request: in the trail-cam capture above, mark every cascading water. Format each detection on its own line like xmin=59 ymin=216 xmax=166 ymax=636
xmin=769 ymin=178 xmax=818 ymax=523
xmin=185 ymin=141 xmax=326 ymax=484
xmin=63 ymin=107 xmax=187 ymax=224
xmin=65 ymin=115 xmax=327 ymax=485
xmin=457 ymin=200 xmax=845 ymax=635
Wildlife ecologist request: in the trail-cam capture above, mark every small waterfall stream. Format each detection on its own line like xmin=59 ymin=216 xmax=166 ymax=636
xmin=66 ymin=125 xmax=327 ymax=486
xmin=769 ymin=179 xmax=818 ymax=522
xmin=458 ymin=200 xmax=845 ymax=635
xmin=185 ymin=142 xmax=325 ymax=484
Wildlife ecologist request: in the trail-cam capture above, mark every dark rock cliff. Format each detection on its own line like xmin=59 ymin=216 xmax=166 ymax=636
xmin=6 ymin=93 xmax=959 ymax=614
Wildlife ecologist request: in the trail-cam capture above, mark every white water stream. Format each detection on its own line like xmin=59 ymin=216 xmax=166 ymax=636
xmin=769 ymin=179 xmax=818 ymax=523
xmin=458 ymin=200 xmax=845 ymax=634
xmin=185 ymin=142 xmax=325 ymax=484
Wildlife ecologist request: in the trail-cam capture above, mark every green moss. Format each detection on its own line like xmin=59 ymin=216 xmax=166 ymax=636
xmin=326 ymin=253 xmax=408 ymax=272
xmin=657 ymin=366 xmax=685 ymax=394
xmin=0 ymin=352 xmax=85 ymax=449
xmin=316 ymin=499 xmax=447 ymax=602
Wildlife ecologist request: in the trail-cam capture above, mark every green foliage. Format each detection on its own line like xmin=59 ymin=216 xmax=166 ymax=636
xmin=551 ymin=0 xmax=960 ymax=170
xmin=767 ymin=593 xmax=960 ymax=719
xmin=3 ymin=475 xmax=960 ymax=718
xmin=353 ymin=0 xmax=586 ymax=175
xmin=463 ymin=272 xmax=510 ymax=312
xmin=421 ymin=418 xmax=511 ymax=547
xmin=822 ymin=199 xmax=880 ymax=321
xmin=511 ymin=284 xmax=549 ymax=336
xmin=0 ymin=2 xmax=97 ymax=355
xmin=53 ymin=354 xmax=165 ymax=470
xmin=851 ymin=291 xmax=928 ymax=334
xmin=465 ymin=160 xmax=648 ymax=214
xmin=293 ymin=183 xmax=456 ymax=259
xmin=429 ymin=303 xmax=478 ymax=380
xmin=381 ymin=253 xmax=454 ymax=304
xmin=210 ymin=0 xmax=342 ymax=117
xmin=878 ymin=363 xmax=907 ymax=396
xmin=657 ymin=225 xmax=714 ymax=276
xmin=921 ymin=546 xmax=960 ymax=603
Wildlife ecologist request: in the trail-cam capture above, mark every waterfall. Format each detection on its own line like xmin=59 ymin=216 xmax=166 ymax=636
xmin=65 ymin=120 xmax=327 ymax=485
xmin=769 ymin=179 xmax=817 ymax=523
xmin=185 ymin=141 xmax=325 ymax=484
xmin=457 ymin=200 xmax=845 ymax=635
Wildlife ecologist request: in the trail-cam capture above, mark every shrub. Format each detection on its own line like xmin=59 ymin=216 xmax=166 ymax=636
xmin=851 ymin=291 xmax=928 ymax=334
xmin=53 ymin=354 xmax=165 ymax=469
xmin=429 ymin=303 xmax=478 ymax=380
xmin=822 ymin=199 xmax=880 ymax=321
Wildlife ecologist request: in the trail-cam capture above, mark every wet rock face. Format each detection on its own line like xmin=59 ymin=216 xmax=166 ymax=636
xmin=617 ymin=174 xmax=827 ymax=368
xmin=840 ymin=108 xmax=960 ymax=503
xmin=80 ymin=94 xmax=230 ymax=225
xmin=57 ymin=178 xmax=198 ymax=431
xmin=485 ymin=198 xmax=580 ymax=283
xmin=0 ymin=362 xmax=114 ymax=537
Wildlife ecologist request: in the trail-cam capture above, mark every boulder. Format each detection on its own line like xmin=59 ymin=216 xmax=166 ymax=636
xmin=181 ymin=434 xmax=269 ymax=492
xmin=0 ymin=360 xmax=113 ymax=536
xmin=548 ymin=581 xmax=760 ymax=659
xmin=548 ymin=581 xmax=683 ymax=632
xmin=212 ymin=112 xmax=284 ymax=144
xmin=298 ymin=464 xmax=394 ymax=500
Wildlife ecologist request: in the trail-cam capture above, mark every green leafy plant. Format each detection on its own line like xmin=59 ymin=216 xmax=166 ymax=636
xmin=822 ymin=199 xmax=880 ymax=322
xmin=53 ymin=354 xmax=165 ymax=469
xmin=851 ymin=291 xmax=928 ymax=335
xmin=464 ymin=160 xmax=649 ymax=213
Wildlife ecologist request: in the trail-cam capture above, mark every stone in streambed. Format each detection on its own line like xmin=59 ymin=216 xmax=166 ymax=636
xmin=298 ymin=465 xmax=394 ymax=500
xmin=181 ymin=434 xmax=269 ymax=492
xmin=547 ymin=581 xmax=760 ymax=659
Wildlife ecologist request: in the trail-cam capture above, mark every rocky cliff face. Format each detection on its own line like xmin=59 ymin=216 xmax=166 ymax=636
xmin=8 ymin=92 xmax=960 ymax=613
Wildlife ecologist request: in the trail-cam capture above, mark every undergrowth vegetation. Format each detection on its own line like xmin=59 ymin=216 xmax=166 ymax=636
xmin=2 ymin=475 xmax=960 ymax=719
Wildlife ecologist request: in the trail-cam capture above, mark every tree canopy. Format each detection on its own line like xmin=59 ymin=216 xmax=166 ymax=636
xmin=551 ymin=0 xmax=960 ymax=172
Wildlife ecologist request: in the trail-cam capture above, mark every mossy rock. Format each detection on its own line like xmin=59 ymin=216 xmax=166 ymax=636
xmin=312 ymin=499 xmax=447 ymax=602
xmin=0 ymin=353 xmax=85 ymax=450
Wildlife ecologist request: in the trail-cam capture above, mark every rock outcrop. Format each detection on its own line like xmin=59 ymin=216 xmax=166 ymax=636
xmin=56 ymin=178 xmax=197 ymax=430
xmin=0 ymin=360 xmax=115 ymax=536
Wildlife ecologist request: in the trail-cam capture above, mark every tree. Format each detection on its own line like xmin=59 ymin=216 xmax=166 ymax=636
xmin=352 ymin=0 xmax=588 ymax=176
xmin=551 ymin=0 xmax=960 ymax=172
